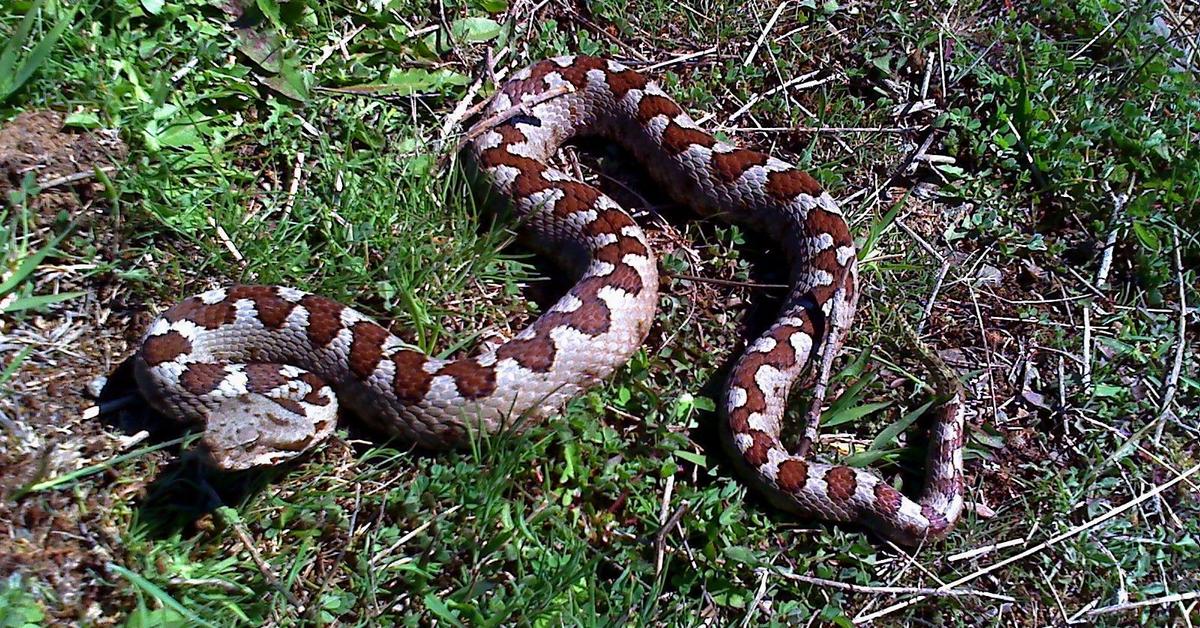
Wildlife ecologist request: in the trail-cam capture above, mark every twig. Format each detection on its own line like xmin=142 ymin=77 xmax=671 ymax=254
xmin=452 ymin=83 xmax=575 ymax=156
xmin=917 ymin=259 xmax=951 ymax=335
xmin=1068 ymin=8 xmax=1130 ymax=61
xmin=946 ymin=537 xmax=1025 ymax=562
xmin=38 ymin=166 xmax=116 ymax=190
xmin=206 ymin=216 xmax=244 ymax=262
xmin=643 ymin=47 xmax=718 ymax=72
xmin=282 ymin=151 xmax=305 ymax=216
xmin=224 ymin=511 xmax=299 ymax=607
xmin=744 ymin=1 xmax=789 ymax=67
xmin=725 ymin=71 xmax=827 ymax=124
xmin=1154 ymin=227 xmax=1187 ymax=444
xmin=309 ymin=23 xmax=366 ymax=71
xmin=1095 ymin=180 xmax=1131 ymax=287
xmin=1081 ymin=304 xmax=1093 ymax=395
xmin=780 ymin=572 xmax=1015 ymax=602
xmin=653 ymin=501 xmax=688 ymax=576
xmin=1086 ymin=590 xmax=1200 ymax=617
xmin=721 ymin=125 xmax=923 ymax=134
xmin=855 ymin=462 xmax=1200 ymax=624
xmin=654 ymin=475 xmax=677 ymax=575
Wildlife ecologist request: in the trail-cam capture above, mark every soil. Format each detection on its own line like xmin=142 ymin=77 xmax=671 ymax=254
xmin=0 ymin=110 xmax=126 ymax=221
xmin=0 ymin=111 xmax=141 ymax=624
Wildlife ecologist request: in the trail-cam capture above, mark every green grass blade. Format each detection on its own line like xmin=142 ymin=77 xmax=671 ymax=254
xmin=0 ymin=0 xmax=42 ymax=83
xmin=0 ymin=346 xmax=32 ymax=388
xmin=8 ymin=3 xmax=77 ymax=99
xmin=107 ymin=563 xmax=211 ymax=628
xmin=0 ymin=225 xmax=73 ymax=297
xmin=18 ymin=436 xmax=188 ymax=496
xmin=1 ymin=290 xmax=85 ymax=313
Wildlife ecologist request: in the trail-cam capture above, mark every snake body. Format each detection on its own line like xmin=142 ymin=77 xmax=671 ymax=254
xmin=135 ymin=56 xmax=965 ymax=545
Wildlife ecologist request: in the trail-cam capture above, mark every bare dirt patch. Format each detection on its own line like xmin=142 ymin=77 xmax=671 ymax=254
xmin=0 ymin=110 xmax=126 ymax=222
xmin=0 ymin=111 xmax=148 ymax=624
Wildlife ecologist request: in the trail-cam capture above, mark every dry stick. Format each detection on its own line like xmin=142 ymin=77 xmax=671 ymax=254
xmin=727 ymin=125 xmax=922 ymax=133
xmin=854 ymin=462 xmax=1200 ymax=624
xmin=1095 ymin=181 xmax=1131 ymax=287
xmin=743 ymin=569 xmax=771 ymax=627
xmin=779 ymin=572 xmax=1015 ymax=602
xmin=643 ymin=46 xmax=718 ymax=72
xmin=653 ymin=501 xmax=689 ymax=576
xmin=282 ymin=152 xmax=306 ymax=216
xmin=723 ymin=71 xmax=827 ymax=125
xmin=38 ymin=166 xmax=116 ymax=190
xmin=228 ymin=516 xmax=299 ymax=607
xmin=1086 ymin=590 xmax=1200 ymax=618
xmin=1153 ymin=227 xmax=1188 ymax=445
xmin=207 ymin=216 xmax=244 ymax=262
xmin=946 ymin=537 xmax=1025 ymax=563
xmin=437 ymin=70 xmax=490 ymax=153
xmin=1081 ymin=304 xmax=1093 ymax=395
xmin=654 ymin=475 xmax=676 ymax=575
xmin=917 ymin=259 xmax=951 ymax=335
xmin=744 ymin=0 xmax=789 ymax=67
xmin=309 ymin=22 xmax=366 ymax=71
xmin=451 ymin=84 xmax=575 ymax=156
xmin=1068 ymin=8 xmax=1131 ymax=61
xmin=968 ymin=285 xmax=1001 ymax=425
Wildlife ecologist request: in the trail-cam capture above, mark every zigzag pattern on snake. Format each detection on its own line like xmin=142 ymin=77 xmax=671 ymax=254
xmin=134 ymin=55 xmax=966 ymax=545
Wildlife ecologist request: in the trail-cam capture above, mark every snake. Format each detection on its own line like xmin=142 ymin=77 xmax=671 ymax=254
xmin=134 ymin=56 xmax=965 ymax=545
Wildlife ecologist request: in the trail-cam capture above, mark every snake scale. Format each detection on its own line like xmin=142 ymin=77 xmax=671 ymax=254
xmin=134 ymin=56 xmax=965 ymax=545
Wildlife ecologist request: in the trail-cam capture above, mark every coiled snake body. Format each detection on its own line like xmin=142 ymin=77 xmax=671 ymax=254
xmin=135 ymin=56 xmax=965 ymax=545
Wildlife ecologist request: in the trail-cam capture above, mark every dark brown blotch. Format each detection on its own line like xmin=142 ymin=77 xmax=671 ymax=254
xmin=605 ymin=67 xmax=648 ymax=99
xmin=555 ymin=55 xmax=607 ymax=88
xmin=764 ymin=169 xmax=823 ymax=200
xmin=437 ymin=358 xmax=498 ymax=400
xmin=496 ymin=336 xmax=555 ymax=373
xmin=347 ymin=322 xmax=390 ymax=380
xmin=551 ymin=181 xmax=603 ymax=218
xmin=141 ymin=331 xmax=192 ymax=366
xmin=742 ymin=430 xmax=775 ymax=467
xmin=228 ymin=285 xmax=296 ymax=329
xmin=179 ymin=363 xmax=228 ymax=395
xmin=711 ymin=149 xmax=767 ymax=183
xmin=299 ymin=371 xmax=331 ymax=406
xmin=244 ymin=363 xmax=288 ymax=393
xmin=300 ymin=295 xmax=345 ymax=347
xmin=873 ymin=483 xmax=903 ymax=515
xmin=391 ymin=349 xmax=433 ymax=403
xmin=164 ymin=296 xmax=236 ymax=330
xmin=636 ymin=94 xmax=683 ymax=122
xmin=776 ymin=459 xmax=809 ymax=493
xmin=824 ymin=466 xmax=858 ymax=502
xmin=660 ymin=123 xmax=716 ymax=155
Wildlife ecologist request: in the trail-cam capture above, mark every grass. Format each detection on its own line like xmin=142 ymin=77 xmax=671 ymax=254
xmin=1 ymin=0 xmax=1197 ymax=625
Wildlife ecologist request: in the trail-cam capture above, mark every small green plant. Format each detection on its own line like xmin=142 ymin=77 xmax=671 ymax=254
xmin=0 ymin=575 xmax=45 ymax=628
xmin=0 ymin=183 xmax=84 ymax=315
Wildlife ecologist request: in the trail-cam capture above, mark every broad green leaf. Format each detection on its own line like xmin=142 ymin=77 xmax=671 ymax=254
xmin=451 ymin=17 xmax=501 ymax=43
